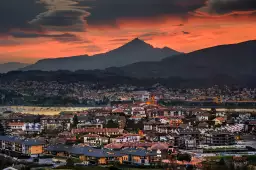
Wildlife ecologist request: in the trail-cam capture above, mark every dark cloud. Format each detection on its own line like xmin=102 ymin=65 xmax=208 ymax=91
xmin=109 ymin=38 xmax=130 ymax=42
xmin=0 ymin=0 xmax=88 ymax=34
xmin=202 ymin=0 xmax=256 ymax=14
xmin=182 ymin=31 xmax=190 ymax=34
xmin=0 ymin=39 xmax=21 ymax=46
xmin=1 ymin=0 xmax=255 ymax=35
xmin=10 ymin=32 xmax=81 ymax=42
xmin=83 ymin=45 xmax=102 ymax=52
xmin=140 ymin=32 xmax=169 ymax=38
xmin=0 ymin=0 xmax=46 ymax=33
xmin=30 ymin=9 xmax=89 ymax=32
xmin=79 ymin=0 xmax=207 ymax=26
xmin=139 ymin=32 xmax=169 ymax=40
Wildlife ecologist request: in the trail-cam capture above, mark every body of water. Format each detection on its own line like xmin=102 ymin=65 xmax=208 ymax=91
xmin=0 ymin=106 xmax=102 ymax=115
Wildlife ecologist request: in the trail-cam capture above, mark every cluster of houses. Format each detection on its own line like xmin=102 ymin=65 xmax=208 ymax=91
xmin=0 ymin=102 xmax=256 ymax=166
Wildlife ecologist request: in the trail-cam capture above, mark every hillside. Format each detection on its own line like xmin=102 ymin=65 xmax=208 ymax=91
xmin=0 ymin=62 xmax=29 ymax=73
xmin=108 ymin=40 xmax=256 ymax=79
xmin=22 ymin=38 xmax=180 ymax=71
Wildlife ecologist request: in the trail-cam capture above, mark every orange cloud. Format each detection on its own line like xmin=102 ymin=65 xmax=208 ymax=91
xmin=0 ymin=13 xmax=255 ymax=63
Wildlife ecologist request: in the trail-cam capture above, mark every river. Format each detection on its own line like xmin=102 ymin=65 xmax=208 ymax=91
xmin=0 ymin=106 xmax=103 ymax=115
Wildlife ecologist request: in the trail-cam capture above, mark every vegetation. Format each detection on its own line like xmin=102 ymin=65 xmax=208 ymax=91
xmin=72 ymin=114 xmax=79 ymax=128
xmin=66 ymin=158 xmax=75 ymax=167
xmin=177 ymin=153 xmax=192 ymax=162
xmin=125 ymin=119 xmax=144 ymax=132
xmin=105 ymin=120 xmax=119 ymax=128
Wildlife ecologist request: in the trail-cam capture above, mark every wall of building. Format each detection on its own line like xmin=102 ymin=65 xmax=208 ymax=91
xmin=29 ymin=145 xmax=43 ymax=155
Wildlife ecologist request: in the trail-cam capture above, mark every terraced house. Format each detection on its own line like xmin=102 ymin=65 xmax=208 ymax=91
xmin=0 ymin=136 xmax=45 ymax=156
xmin=46 ymin=144 xmax=159 ymax=166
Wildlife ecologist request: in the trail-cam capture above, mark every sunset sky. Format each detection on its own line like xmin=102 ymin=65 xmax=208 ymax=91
xmin=0 ymin=0 xmax=256 ymax=63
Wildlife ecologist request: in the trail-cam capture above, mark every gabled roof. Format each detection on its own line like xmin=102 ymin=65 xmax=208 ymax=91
xmin=0 ymin=136 xmax=45 ymax=146
xmin=8 ymin=122 xmax=25 ymax=126
xmin=214 ymin=117 xmax=226 ymax=122
xmin=121 ymin=148 xmax=157 ymax=157
xmin=46 ymin=145 xmax=124 ymax=158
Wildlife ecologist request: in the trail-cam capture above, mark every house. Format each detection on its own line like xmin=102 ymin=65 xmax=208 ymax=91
xmin=132 ymin=91 xmax=150 ymax=102
xmin=0 ymin=136 xmax=45 ymax=156
xmin=175 ymin=129 xmax=201 ymax=147
xmin=216 ymin=112 xmax=226 ymax=117
xmin=112 ymin=134 xmax=141 ymax=143
xmin=196 ymin=112 xmax=210 ymax=121
xmin=147 ymin=109 xmax=165 ymax=118
xmin=143 ymin=120 xmax=163 ymax=132
xmin=40 ymin=115 xmax=72 ymax=131
xmin=197 ymin=122 xmax=209 ymax=129
xmin=156 ymin=124 xmax=179 ymax=134
xmin=159 ymin=118 xmax=169 ymax=124
xmin=213 ymin=117 xmax=226 ymax=125
xmin=122 ymin=148 xmax=158 ymax=165
xmin=22 ymin=123 xmax=42 ymax=134
xmin=77 ymin=122 xmax=103 ymax=129
xmin=131 ymin=107 xmax=146 ymax=117
xmin=204 ymin=131 xmax=236 ymax=146
xmin=84 ymin=134 xmax=108 ymax=147
xmin=176 ymin=136 xmax=197 ymax=149
xmin=7 ymin=122 xmax=24 ymax=131
xmin=168 ymin=108 xmax=185 ymax=117
xmin=46 ymin=144 xmax=123 ymax=165
xmin=72 ymin=128 xmax=124 ymax=136
xmin=104 ymin=142 xmax=154 ymax=150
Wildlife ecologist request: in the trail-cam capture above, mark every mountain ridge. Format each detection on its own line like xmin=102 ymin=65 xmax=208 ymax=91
xmin=106 ymin=39 xmax=256 ymax=79
xmin=22 ymin=38 xmax=181 ymax=71
xmin=0 ymin=62 xmax=29 ymax=73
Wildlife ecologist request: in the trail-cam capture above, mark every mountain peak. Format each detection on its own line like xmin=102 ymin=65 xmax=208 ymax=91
xmin=120 ymin=38 xmax=152 ymax=49
xmin=130 ymin=37 xmax=144 ymax=43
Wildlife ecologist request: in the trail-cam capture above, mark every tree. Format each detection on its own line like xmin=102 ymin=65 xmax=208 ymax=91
xmin=209 ymin=114 xmax=216 ymax=121
xmin=0 ymin=123 xmax=5 ymax=135
xmin=177 ymin=153 xmax=192 ymax=162
xmin=105 ymin=120 xmax=119 ymax=128
xmin=125 ymin=119 xmax=136 ymax=131
xmin=72 ymin=114 xmax=78 ymax=128
xmin=66 ymin=158 xmax=74 ymax=167
xmin=210 ymin=108 xmax=217 ymax=114
xmin=219 ymin=158 xmax=225 ymax=165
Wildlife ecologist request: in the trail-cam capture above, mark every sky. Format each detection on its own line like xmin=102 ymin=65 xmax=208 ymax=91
xmin=0 ymin=0 xmax=256 ymax=64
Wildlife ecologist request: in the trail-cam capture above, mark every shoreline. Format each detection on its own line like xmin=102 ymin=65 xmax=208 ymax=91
xmin=0 ymin=105 xmax=256 ymax=115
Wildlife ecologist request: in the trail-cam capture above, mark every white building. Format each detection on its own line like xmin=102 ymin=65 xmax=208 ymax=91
xmin=196 ymin=112 xmax=210 ymax=121
xmin=22 ymin=123 xmax=42 ymax=134
xmin=131 ymin=107 xmax=146 ymax=117
xmin=112 ymin=134 xmax=141 ymax=143
xmin=7 ymin=122 xmax=24 ymax=131
xmin=133 ymin=91 xmax=150 ymax=102
xmin=84 ymin=134 xmax=108 ymax=147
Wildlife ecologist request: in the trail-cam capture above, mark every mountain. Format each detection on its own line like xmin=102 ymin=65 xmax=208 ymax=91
xmin=107 ymin=40 xmax=256 ymax=80
xmin=0 ymin=62 xmax=29 ymax=73
xmin=22 ymin=38 xmax=181 ymax=71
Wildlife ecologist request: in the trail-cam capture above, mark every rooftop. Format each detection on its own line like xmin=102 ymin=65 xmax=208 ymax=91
xmin=0 ymin=136 xmax=45 ymax=146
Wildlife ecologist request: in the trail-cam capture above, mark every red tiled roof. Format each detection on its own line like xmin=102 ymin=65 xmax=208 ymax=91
xmin=215 ymin=117 xmax=225 ymax=122
xmin=84 ymin=134 xmax=101 ymax=137
xmin=104 ymin=143 xmax=123 ymax=149
xmin=112 ymin=108 xmax=124 ymax=113
xmin=104 ymin=142 xmax=171 ymax=149
xmin=8 ymin=122 xmax=25 ymax=126
xmin=72 ymin=128 xmax=123 ymax=134
xmin=150 ymin=143 xmax=169 ymax=150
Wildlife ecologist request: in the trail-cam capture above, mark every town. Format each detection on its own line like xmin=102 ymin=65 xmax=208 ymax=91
xmin=0 ymin=85 xmax=256 ymax=170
